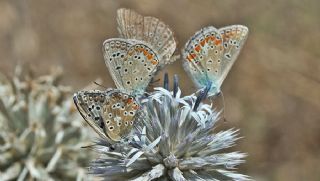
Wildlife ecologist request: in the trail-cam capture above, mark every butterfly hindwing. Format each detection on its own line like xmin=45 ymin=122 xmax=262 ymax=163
xmin=117 ymin=8 xmax=176 ymax=65
xmin=73 ymin=90 xmax=139 ymax=141
xmin=103 ymin=38 xmax=159 ymax=95
xmin=182 ymin=25 xmax=248 ymax=95
xmin=218 ymin=25 xmax=248 ymax=86
xmin=102 ymin=90 xmax=139 ymax=141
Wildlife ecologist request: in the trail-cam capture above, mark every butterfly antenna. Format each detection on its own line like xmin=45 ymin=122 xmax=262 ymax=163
xmin=93 ymin=81 xmax=107 ymax=89
xmin=81 ymin=143 xmax=98 ymax=149
xmin=218 ymin=91 xmax=227 ymax=123
xmin=163 ymin=72 xmax=169 ymax=90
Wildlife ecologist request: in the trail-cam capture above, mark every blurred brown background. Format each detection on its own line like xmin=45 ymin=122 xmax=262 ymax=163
xmin=1 ymin=0 xmax=319 ymax=180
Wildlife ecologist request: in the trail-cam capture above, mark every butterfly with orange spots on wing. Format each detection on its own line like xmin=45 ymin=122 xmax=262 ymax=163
xmin=73 ymin=8 xmax=176 ymax=142
xmin=182 ymin=25 xmax=249 ymax=96
xmin=73 ymin=89 xmax=140 ymax=142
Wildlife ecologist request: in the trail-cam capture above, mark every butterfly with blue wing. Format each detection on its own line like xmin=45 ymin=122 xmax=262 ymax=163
xmin=182 ymin=25 xmax=249 ymax=96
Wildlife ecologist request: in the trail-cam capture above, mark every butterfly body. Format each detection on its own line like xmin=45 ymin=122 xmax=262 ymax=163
xmin=182 ymin=25 xmax=249 ymax=96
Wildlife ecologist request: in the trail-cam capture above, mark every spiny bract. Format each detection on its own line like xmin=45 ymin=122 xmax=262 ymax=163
xmin=89 ymin=76 xmax=250 ymax=181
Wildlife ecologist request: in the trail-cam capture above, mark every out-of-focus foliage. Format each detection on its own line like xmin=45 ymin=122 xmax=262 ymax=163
xmin=0 ymin=66 xmax=93 ymax=180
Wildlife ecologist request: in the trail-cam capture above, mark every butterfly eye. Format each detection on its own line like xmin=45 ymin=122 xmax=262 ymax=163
xmin=106 ymin=120 xmax=110 ymax=125
xmin=108 ymin=113 xmax=112 ymax=118
xmin=125 ymin=121 xmax=128 ymax=126
xmin=130 ymin=121 xmax=134 ymax=125
xmin=109 ymin=126 xmax=114 ymax=131
xmin=118 ymin=122 xmax=122 ymax=126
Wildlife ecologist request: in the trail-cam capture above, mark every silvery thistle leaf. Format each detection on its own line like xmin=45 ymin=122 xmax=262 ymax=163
xmin=89 ymin=75 xmax=250 ymax=181
xmin=0 ymin=66 xmax=94 ymax=181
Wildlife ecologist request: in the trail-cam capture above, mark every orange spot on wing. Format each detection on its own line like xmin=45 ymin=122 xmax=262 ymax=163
xmin=195 ymin=45 xmax=201 ymax=52
xmin=200 ymin=39 xmax=206 ymax=46
xmin=215 ymin=39 xmax=222 ymax=45
xmin=205 ymin=37 xmax=211 ymax=42
xmin=210 ymin=36 xmax=216 ymax=41
xmin=127 ymin=98 xmax=133 ymax=104
xmin=133 ymin=105 xmax=139 ymax=110
xmin=147 ymin=54 xmax=153 ymax=60
xmin=151 ymin=60 xmax=158 ymax=65
xmin=187 ymin=55 xmax=193 ymax=62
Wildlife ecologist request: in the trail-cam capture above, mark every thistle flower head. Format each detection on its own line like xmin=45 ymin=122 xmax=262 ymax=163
xmin=0 ymin=66 xmax=93 ymax=180
xmin=90 ymin=75 xmax=250 ymax=181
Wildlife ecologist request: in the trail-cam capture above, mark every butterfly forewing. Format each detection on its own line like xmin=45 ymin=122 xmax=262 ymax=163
xmin=103 ymin=38 xmax=159 ymax=95
xmin=182 ymin=25 xmax=248 ymax=95
xmin=117 ymin=8 xmax=176 ymax=65
xmin=218 ymin=25 xmax=248 ymax=86
xmin=182 ymin=26 xmax=224 ymax=92
xmin=73 ymin=90 xmax=140 ymax=141
xmin=73 ymin=90 xmax=110 ymax=140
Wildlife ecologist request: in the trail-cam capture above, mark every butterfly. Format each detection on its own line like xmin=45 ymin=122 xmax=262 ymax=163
xmin=116 ymin=8 xmax=177 ymax=66
xmin=102 ymin=9 xmax=177 ymax=95
xmin=103 ymin=38 xmax=160 ymax=96
xmin=182 ymin=25 xmax=249 ymax=96
xmin=74 ymin=9 xmax=176 ymax=141
xmin=73 ymin=89 xmax=140 ymax=142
